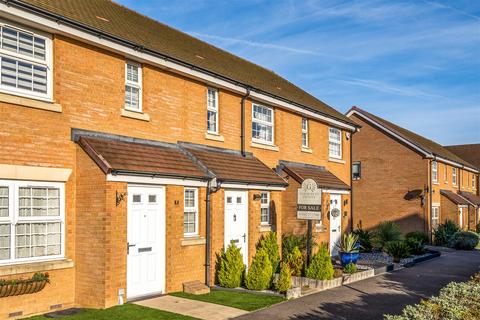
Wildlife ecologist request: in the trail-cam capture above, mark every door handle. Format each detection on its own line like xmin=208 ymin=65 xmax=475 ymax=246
xmin=127 ymin=242 xmax=136 ymax=254
xmin=242 ymin=233 xmax=246 ymax=243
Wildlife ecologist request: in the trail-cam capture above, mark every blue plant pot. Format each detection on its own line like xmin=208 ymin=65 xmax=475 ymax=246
xmin=340 ymin=251 xmax=359 ymax=266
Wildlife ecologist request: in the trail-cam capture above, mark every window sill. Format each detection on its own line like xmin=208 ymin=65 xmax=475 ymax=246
xmin=205 ymin=132 xmax=225 ymax=142
xmin=181 ymin=236 xmax=206 ymax=247
xmin=0 ymin=258 xmax=74 ymax=277
xmin=432 ymin=182 xmax=439 ymax=185
xmin=301 ymin=147 xmax=313 ymax=154
xmin=328 ymin=157 xmax=346 ymax=164
xmin=250 ymin=142 xmax=279 ymax=152
xmin=0 ymin=92 xmax=61 ymax=113
xmin=259 ymin=225 xmax=272 ymax=232
xmin=121 ymin=108 xmax=150 ymax=121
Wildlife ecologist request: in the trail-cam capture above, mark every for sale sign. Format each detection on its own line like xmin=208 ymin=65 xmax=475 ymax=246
xmin=297 ymin=178 xmax=322 ymax=220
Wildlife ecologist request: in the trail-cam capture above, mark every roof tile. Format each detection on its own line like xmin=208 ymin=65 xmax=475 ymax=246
xmin=279 ymin=161 xmax=350 ymax=190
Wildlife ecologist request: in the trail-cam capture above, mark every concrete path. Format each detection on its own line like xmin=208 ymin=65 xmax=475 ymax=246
xmin=235 ymin=247 xmax=480 ymax=320
xmin=134 ymin=295 xmax=249 ymax=320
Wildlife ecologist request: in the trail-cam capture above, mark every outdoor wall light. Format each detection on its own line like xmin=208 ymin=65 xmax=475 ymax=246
xmin=343 ymin=199 xmax=348 ymax=206
xmin=253 ymin=194 xmax=262 ymax=201
xmin=116 ymin=191 xmax=127 ymax=206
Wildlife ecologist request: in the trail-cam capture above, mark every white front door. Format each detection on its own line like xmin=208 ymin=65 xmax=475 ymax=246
xmin=459 ymin=207 xmax=464 ymax=229
xmin=127 ymin=186 xmax=166 ymax=299
xmin=329 ymin=194 xmax=342 ymax=256
xmin=224 ymin=190 xmax=248 ymax=266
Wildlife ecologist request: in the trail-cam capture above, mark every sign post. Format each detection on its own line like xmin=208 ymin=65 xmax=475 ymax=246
xmin=297 ymin=178 xmax=322 ymax=265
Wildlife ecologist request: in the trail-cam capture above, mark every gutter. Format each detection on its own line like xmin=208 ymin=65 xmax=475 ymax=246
xmin=240 ymin=87 xmax=251 ymax=157
xmin=6 ymin=0 xmax=358 ymax=130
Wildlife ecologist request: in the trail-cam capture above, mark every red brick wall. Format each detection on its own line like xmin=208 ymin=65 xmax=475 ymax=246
xmin=350 ymin=114 xmax=427 ymax=233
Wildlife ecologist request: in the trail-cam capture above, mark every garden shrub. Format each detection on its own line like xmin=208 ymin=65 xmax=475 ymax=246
xmin=245 ymin=248 xmax=272 ymax=290
xmin=433 ymin=219 xmax=460 ymax=246
xmin=258 ymin=231 xmax=280 ymax=274
xmin=476 ymin=222 xmax=480 ymax=234
xmin=343 ymin=262 xmax=357 ymax=274
xmin=405 ymin=231 xmax=429 ymax=245
xmin=353 ymin=225 xmax=373 ymax=252
xmin=449 ymin=231 xmax=479 ymax=250
xmin=374 ymin=221 xmax=402 ymax=251
xmin=385 ymin=241 xmax=410 ymax=263
xmin=405 ymin=238 xmax=426 ymax=255
xmin=385 ymin=273 xmax=480 ymax=320
xmin=305 ymin=243 xmax=334 ymax=280
xmin=217 ymin=244 xmax=245 ymax=288
xmin=281 ymin=233 xmax=316 ymax=260
xmin=285 ymin=246 xmax=303 ymax=277
xmin=275 ymin=263 xmax=291 ymax=293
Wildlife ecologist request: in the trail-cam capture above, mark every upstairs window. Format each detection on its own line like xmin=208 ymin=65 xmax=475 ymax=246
xmin=252 ymin=104 xmax=274 ymax=145
xmin=207 ymin=88 xmax=218 ymax=134
xmin=183 ymin=188 xmax=198 ymax=236
xmin=302 ymin=118 xmax=309 ymax=148
xmin=0 ymin=23 xmax=52 ymax=100
xmin=473 ymin=175 xmax=476 ymax=188
xmin=0 ymin=180 xmax=64 ymax=264
xmin=260 ymin=192 xmax=270 ymax=225
xmin=432 ymin=161 xmax=438 ymax=182
xmin=452 ymin=168 xmax=457 ymax=185
xmin=352 ymin=162 xmax=361 ymax=180
xmin=328 ymin=128 xmax=342 ymax=159
xmin=124 ymin=61 xmax=142 ymax=112
xmin=444 ymin=164 xmax=448 ymax=183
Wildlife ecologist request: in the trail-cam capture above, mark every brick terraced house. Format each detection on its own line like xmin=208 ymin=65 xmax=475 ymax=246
xmin=347 ymin=107 xmax=479 ymax=235
xmin=0 ymin=0 xmax=359 ymax=317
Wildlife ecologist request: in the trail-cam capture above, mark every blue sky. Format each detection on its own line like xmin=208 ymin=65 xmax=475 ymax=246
xmin=117 ymin=0 xmax=480 ymax=145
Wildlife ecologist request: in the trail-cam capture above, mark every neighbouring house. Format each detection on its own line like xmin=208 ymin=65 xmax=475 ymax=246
xmin=444 ymin=144 xmax=480 ymax=226
xmin=0 ymin=0 xmax=358 ymax=318
xmin=346 ymin=107 xmax=479 ymax=235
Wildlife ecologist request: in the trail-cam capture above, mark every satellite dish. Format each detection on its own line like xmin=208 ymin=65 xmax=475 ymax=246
xmin=404 ymin=189 xmax=423 ymax=201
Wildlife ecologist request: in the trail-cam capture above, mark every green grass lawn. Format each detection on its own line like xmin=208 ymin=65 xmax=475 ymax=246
xmin=27 ymin=304 xmax=198 ymax=320
xmin=170 ymin=288 xmax=286 ymax=311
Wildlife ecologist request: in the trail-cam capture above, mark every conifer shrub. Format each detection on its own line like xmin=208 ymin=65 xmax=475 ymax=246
xmin=285 ymin=246 xmax=304 ymax=277
xmin=245 ymin=248 xmax=273 ymax=290
xmin=258 ymin=231 xmax=280 ymax=274
xmin=343 ymin=262 xmax=357 ymax=274
xmin=305 ymin=243 xmax=334 ymax=280
xmin=217 ymin=244 xmax=245 ymax=288
xmin=275 ymin=263 xmax=292 ymax=293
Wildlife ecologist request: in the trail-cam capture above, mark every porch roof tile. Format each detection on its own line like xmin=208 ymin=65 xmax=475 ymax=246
xmin=440 ymin=189 xmax=471 ymax=206
xmin=278 ymin=160 xmax=350 ymax=190
xmin=458 ymin=191 xmax=480 ymax=206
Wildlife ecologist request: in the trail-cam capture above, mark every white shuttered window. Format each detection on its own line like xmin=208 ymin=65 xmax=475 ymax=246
xmin=0 ymin=21 xmax=52 ymax=100
xmin=124 ymin=61 xmax=142 ymax=111
xmin=0 ymin=180 xmax=65 ymax=265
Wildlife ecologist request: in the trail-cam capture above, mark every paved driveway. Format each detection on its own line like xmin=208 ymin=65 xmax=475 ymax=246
xmin=235 ymin=248 xmax=480 ymax=320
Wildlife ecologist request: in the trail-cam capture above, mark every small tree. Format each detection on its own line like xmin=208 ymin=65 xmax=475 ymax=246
xmin=275 ymin=263 xmax=291 ymax=293
xmin=258 ymin=231 xmax=280 ymax=274
xmin=217 ymin=244 xmax=245 ymax=288
xmin=286 ymin=246 xmax=303 ymax=276
xmin=305 ymin=243 xmax=334 ymax=280
xmin=245 ymin=248 xmax=272 ymax=290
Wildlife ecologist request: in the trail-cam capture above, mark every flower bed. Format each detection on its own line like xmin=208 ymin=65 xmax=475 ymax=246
xmin=0 ymin=272 xmax=49 ymax=298
xmin=359 ymin=251 xmax=434 ymax=266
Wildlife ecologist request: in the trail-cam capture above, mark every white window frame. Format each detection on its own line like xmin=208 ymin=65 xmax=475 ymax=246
xmin=328 ymin=127 xmax=342 ymax=159
xmin=444 ymin=164 xmax=448 ymax=183
xmin=124 ymin=60 xmax=142 ymax=112
xmin=0 ymin=180 xmax=65 ymax=265
xmin=252 ymin=103 xmax=274 ymax=145
xmin=183 ymin=187 xmax=198 ymax=237
xmin=473 ymin=174 xmax=476 ymax=189
xmin=431 ymin=206 xmax=439 ymax=230
xmin=432 ymin=161 xmax=438 ymax=183
xmin=301 ymin=118 xmax=309 ymax=148
xmin=0 ymin=19 xmax=53 ymax=102
xmin=206 ymin=88 xmax=219 ymax=134
xmin=452 ymin=167 xmax=457 ymax=186
xmin=260 ymin=191 xmax=270 ymax=225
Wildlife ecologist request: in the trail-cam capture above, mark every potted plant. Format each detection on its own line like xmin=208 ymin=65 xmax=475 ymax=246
xmin=337 ymin=233 xmax=360 ymax=266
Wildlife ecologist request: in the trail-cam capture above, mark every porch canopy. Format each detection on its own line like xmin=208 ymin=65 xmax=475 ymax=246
xmin=179 ymin=142 xmax=287 ymax=188
xmin=440 ymin=189 xmax=472 ymax=206
xmin=277 ymin=160 xmax=350 ymax=191
xmin=458 ymin=191 xmax=480 ymax=207
xmin=74 ymin=130 xmax=286 ymax=188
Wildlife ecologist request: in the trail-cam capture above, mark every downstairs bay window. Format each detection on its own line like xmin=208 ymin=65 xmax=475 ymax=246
xmin=0 ymin=180 xmax=65 ymax=264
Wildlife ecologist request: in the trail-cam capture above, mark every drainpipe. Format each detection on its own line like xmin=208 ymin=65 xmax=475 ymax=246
xmin=240 ymin=87 xmax=251 ymax=157
xmin=428 ymin=159 xmax=433 ymax=239
xmin=349 ymin=131 xmax=354 ymax=232
xmin=205 ymin=178 xmax=220 ymax=287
